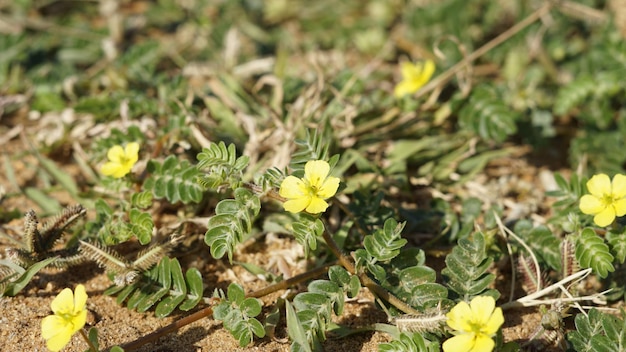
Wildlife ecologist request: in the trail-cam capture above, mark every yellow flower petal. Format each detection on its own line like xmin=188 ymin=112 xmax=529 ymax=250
xmin=45 ymin=331 xmax=73 ymax=352
xmin=317 ymin=176 xmax=340 ymax=198
xmin=614 ymin=198 xmax=626 ymax=217
xmin=469 ymin=296 xmax=495 ymax=325
xmin=594 ymin=207 xmax=616 ymax=227
xmin=284 ymin=197 xmax=311 ymax=213
xmin=279 ymin=176 xmax=306 ymax=199
xmin=579 ymin=194 xmax=605 ymax=215
xmin=41 ymin=315 xmax=68 ymax=340
xmin=305 ymin=160 xmax=331 ymax=187
xmin=305 ymin=197 xmax=330 ymax=214
xmin=50 ymin=288 xmax=74 ymax=314
xmin=100 ymin=162 xmax=126 ymax=178
xmin=446 ymin=300 xmax=472 ymax=332
xmin=587 ymin=174 xmax=611 ymax=197
xmin=443 ymin=333 xmax=474 ymax=352
xmin=394 ymin=80 xmax=417 ymax=98
xmin=73 ymin=284 xmax=87 ymax=311
xmin=483 ymin=307 xmax=504 ymax=335
xmin=422 ymin=60 xmax=436 ymax=81
xmin=470 ymin=334 xmax=496 ymax=352
xmin=106 ymin=145 xmax=125 ymax=164
xmin=394 ymin=60 xmax=436 ymax=98
xmin=124 ymin=142 xmax=140 ymax=163
xmin=400 ymin=61 xmax=420 ymax=80
xmin=611 ymin=174 xmax=626 ymax=198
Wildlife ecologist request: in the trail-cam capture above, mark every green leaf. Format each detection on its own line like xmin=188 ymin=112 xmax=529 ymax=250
xmin=442 ymin=232 xmax=497 ymax=299
xmin=523 ymin=225 xmax=562 ymax=271
xmin=292 ymin=215 xmax=324 ymax=256
xmin=568 ymin=309 xmax=609 ymax=352
xmin=554 ymin=75 xmax=596 ymax=116
xmin=130 ymin=191 xmax=154 ymax=209
xmin=155 ymin=258 xmax=187 ymax=317
xmin=86 ymin=327 xmax=100 ymax=352
xmin=363 ymin=218 xmax=407 ymax=262
xmin=3 ymin=257 xmax=57 ymax=296
xmin=607 ymin=232 xmax=626 ymax=264
xmin=286 ymin=301 xmax=313 ymax=352
xmin=576 ymin=228 xmax=615 ymax=278
xmin=143 ymin=155 xmax=204 ymax=204
xmin=458 ymin=84 xmax=518 ymax=143
xmin=196 ymin=141 xmax=249 ymax=190
xmin=204 ymin=188 xmax=260 ymax=262
xmin=241 ymin=297 xmax=262 ymax=317
xmin=129 ymin=209 xmax=154 ymax=245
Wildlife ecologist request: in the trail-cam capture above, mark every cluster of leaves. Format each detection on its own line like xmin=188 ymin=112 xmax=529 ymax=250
xmin=104 ymin=257 xmax=203 ymax=316
xmin=286 ymin=266 xmax=361 ymax=351
xmin=442 ymin=232 xmax=498 ymax=300
xmin=212 ymin=283 xmax=266 ymax=347
xmin=567 ymin=308 xmax=626 ymax=352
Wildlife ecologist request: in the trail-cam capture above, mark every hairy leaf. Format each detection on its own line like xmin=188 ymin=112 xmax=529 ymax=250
xmin=576 ymin=228 xmax=615 ymax=278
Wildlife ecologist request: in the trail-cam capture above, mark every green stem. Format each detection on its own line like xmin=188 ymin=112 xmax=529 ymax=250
xmin=79 ymin=328 xmax=98 ymax=352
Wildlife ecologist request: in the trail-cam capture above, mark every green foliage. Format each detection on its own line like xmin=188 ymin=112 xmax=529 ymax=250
xmin=196 ymin=142 xmax=250 ymax=190
xmin=554 ymin=76 xmax=596 ymax=117
xmin=554 ymin=72 xmax=623 ymax=126
xmin=290 ymin=129 xmax=338 ymax=173
xmin=355 ymin=218 xmax=407 ymax=285
xmin=86 ymin=199 xmax=151 ymax=245
xmin=458 ymin=85 xmax=519 ymax=143
xmin=567 ymin=309 xmax=626 ymax=352
xmin=442 ymin=232 xmax=498 ymax=300
xmin=378 ymin=332 xmax=440 ymax=352
xmin=607 ymin=231 xmax=626 ymax=264
xmin=514 ymin=221 xmax=561 ymax=271
xmin=576 ymin=228 xmax=615 ymax=279
xmin=204 ymin=188 xmax=261 ymax=262
xmin=291 ymin=214 xmax=325 ymax=256
xmin=213 ymin=283 xmax=265 ymax=347
xmin=355 ymin=222 xmax=448 ymax=311
xmin=287 ymin=266 xmax=361 ymax=351
xmin=130 ymin=191 xmax=153 ymax=209
xmin=104 ymin=257 xmax=203 ymax=317
xmin=364 ymin=218 xmax=408 ymax=262
xmin=128 ymin=209 xmax=154 ymax=245
xmin=143 ymin=155 xmax=204 ymax=204
xmin=348 ymin=190 xmax=395 ymax=233
xmin=546 ymin=172 xmax=588 ymax=228
xmin=1 ymin=257 xmax=57 ymax=297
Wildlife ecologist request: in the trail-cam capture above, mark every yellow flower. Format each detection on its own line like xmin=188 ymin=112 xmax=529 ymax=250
xmin=443 ymin=296 xmax=504 ymax=352
xmin=41 ymin=284 xmax=88 ymax=352
xmin=279 ymin=160 xmax=340 ymax=214
xmin=394 ymin=59 xmax=436 ymax=98
xmin=100 ymin=142 xmax=139 ymax=178
xmin=580 ymin=173 xmax=626 ymax=227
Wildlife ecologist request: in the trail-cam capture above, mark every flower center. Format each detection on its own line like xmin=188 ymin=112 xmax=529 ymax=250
xmin=602 ymin=193 xmax=616 ymax=208
xmin=467 ymin=317 xmax=488 ymax=335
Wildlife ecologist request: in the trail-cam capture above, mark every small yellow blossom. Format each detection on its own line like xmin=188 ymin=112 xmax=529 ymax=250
xmin=394 ymin=59 xmax=435 ymax=98
xmin=41 ymin=284 xmax=88 ymax=352
xmin=443 ymin=296 xmax=504 ymax=352
xmin=100 ymin=142 xmax=139 ymax=178
xmin=279 ymin=160 xmax=340 ymax=214
xmin=580 ymin=173 xmax=626 ymax=227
